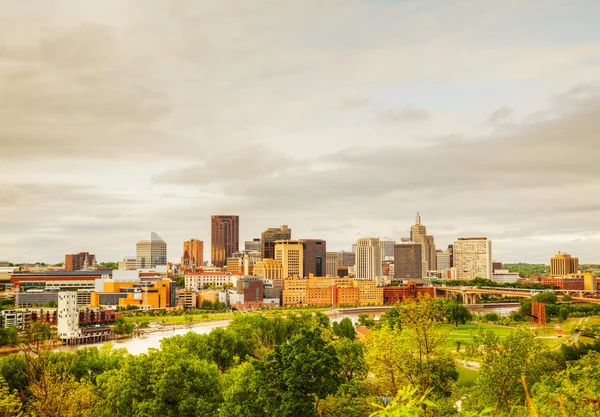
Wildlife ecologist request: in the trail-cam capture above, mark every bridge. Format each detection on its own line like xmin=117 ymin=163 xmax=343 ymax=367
xmin=433 ymin=285 xmax=600 ymax=304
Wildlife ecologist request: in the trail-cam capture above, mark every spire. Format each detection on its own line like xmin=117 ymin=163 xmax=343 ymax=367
xmin=416 ymin=212 xmax=421 ymax=225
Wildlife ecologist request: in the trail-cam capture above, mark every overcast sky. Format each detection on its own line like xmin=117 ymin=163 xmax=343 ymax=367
xmin=1 ymin=0 xmax=600 ymax=264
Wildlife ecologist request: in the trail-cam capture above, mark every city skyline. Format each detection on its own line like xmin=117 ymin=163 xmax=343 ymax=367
xmin=1 ymin=1 xmax=600 ymax=263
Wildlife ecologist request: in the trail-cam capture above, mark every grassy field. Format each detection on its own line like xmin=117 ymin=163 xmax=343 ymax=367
xmin=456 ymin=366 xmax=479 ymax=387
xmin=442 ymin=323 xmax=517 ymax=350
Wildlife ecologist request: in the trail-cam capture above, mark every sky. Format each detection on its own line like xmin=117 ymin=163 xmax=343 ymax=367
xmin=1 ymin=0 xmax=600 ymax=264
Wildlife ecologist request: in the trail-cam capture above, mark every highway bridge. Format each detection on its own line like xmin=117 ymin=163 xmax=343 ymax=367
xmin=433 ymin=285 xmax=600 ymax=304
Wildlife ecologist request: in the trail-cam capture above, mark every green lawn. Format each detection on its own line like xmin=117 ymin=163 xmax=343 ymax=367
xmin=456 ymin=366 xmax=479 ymax=387
xmin=442 ymin=323 xmax=517 ymax=350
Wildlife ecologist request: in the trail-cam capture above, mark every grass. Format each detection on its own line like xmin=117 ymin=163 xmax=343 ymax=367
xmin=456 ymin=366 xmax=479 ymax=387
xmin=442 ymin=323 xmax=517 ymax=350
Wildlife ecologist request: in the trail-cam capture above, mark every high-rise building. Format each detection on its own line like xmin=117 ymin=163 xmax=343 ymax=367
xmin=453 ymin=237 xmax=492 ymax=280
xmin=136 ymin=232 xmax=167 ymax=269
xmin=183 ymin=239 xmax=203 ymax=269
xmin=337 ymin=250 xmax=355 ymax=267
xmin=275 ymin=240 xmax=304 ymax=278
xmin=211 ymin=215 xmax=239 ymax=267
xmin=355 ymin=238 xmax=381 ymax=280
xmin=394 ymin=243 xmax=422 ymax=279
xmin=302 ymin=239 xmax=326 ymax=277
xmin=379 ymin=238 xmax=395 ymax=261
xmin=261 ymin=225 xmax=291 ymax=259
xmin=326 ymin=252 xmax=339 ymax=277
xmin=410 ymin=213 xmax=437 ymax=272
xmin=245 ymin=238 xmax=261 ymax=252
xmin=550 ymin=252 xmax=579 ymax=275
xmin=65 ymin=252 xmax=96 ymax=271
xmin=436 ymin=250 xmax=451 ymax=271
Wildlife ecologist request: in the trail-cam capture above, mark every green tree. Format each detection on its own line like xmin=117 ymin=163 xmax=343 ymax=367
xmin=111 ymin=317 xmax=133 ymax=335
xmin=175 ymin=276 xmax=185 ymax=288
xmin=558 ymin=306 xmax=569 ymax=321
xmin=0 ymin=327 xmax=19 ymax=347
xmin=255 ymin=327 xmax=343 ymax=416
xmin=465 ymin=329 xmax=565 ymax=415
xmin=44 ymin=300 xmax=58 ymax=308
xmin=201 ymin=299 xmax=214 ymax=310
xmin=219 ymin=362 xmax=265 ymax=417
xmin=357 ymin=314 xmax=376 ymax=328
xmin=0 ymin=376 xmax=24 ymax=417
xmin=332 ymin=317 xmax=356 ymax=340
xmin=96 ymin=347 xmax=222 ymax=417
xmin=334 ymin=338 xmax=368 ymax=383
xmin=205 ymin=327 xmax=250 ymax=371
xmin=444 ymin=300 xmax=472 ymax=327
xmin=100 ymin=262 xmax=118 ymax=269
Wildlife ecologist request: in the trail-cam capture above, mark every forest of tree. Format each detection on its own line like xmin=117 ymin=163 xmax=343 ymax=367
xmin=0 ymin=296 xmax=598 ymax=416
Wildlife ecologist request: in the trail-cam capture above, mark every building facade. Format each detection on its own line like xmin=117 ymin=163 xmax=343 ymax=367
xmin=261 ymin=225 xmax=291 ymax=259
xmin=355 ymin=238 xmax=381 ymax=280
xmin=275 ymin=240 xmax=304 ymax=278
xmin=410 ymin=213 xmax=437 ymax=272
xmin=302 ymin=239 xmax=326 ymax=277
xmin=436 ymin=250 xmax=451 ymax=271
xmin=326 ymin=252 xmax=338 ymax=277
xmin=379 ymin=238 xmax=395 ymax=261
xmin=65 ymin=252 xmax=96 ymax=271
xmin=336 ymin=251 xmax=355 ymax=267
xmin=453 ymin=237 xmax=493 ymax=280
xmin=550 ymin=252 xmax=579 ymax=275
xmin=183 ymin=239 xmax=204 ymax=269
xmin=394 ymin=243 xmax=423 ymax=279
xmin=253 ymin=259 xmax=283 ymax=280
xmin=136 ymin=232 xmax=167 ymax=269
xmin=211 ymin=215 xmax=240 ymax=267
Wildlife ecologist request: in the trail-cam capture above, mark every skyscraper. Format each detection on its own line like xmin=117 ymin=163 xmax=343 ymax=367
xmin=275 ymin=240 xmax=304 ymax=278
xmin=379 ymin=237 xmax=395 ymax=261
xmin=394 ymin=243 xmax=422 ymax=279
xmin=183 ymin=239 xmax=203 ymax=269
xmin=326 ymin=252 xmax=338 ymax=277
xmin=261 ymin=225 xmax=291 ymax=259
xmin=453 ymin=237 xmax=492 ymax=280
xmin=355 ymin=238 xmax=381 ymax=280
xmin=550 ymin=252 xmax=579 ymax=275
xmin=337 ymin=250 xmax=355 ymax=267
xmin=302 ymin=239 xmax=326 ymax=277
xmin=136 ymin=232 xmax=167 ymax=269
xmin=436 ymin=250 xmax=451 ymax=271
xmin=410 ymin=213 xmax=437 ymax=273
xmin=211 ymin=215 xmax=239 ymax=267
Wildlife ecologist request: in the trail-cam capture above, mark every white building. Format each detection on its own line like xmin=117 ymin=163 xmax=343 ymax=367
xmin=436 ymin=251 xmax=451 ymax=271
xmin=492 ymin=269 xmax=520 ymax=284
xmin=57 ymin=292 xmax=81 ymax=341
xmin=355 ymin=238 xmax=382 ymax=280
xmin=379 ymin=237 xmax=395 ymax=262
xmin=185 ymin=272 xmax=243 ymax=290
xmin=136 ymin=232 xmax=167 ymax=269
xmin=453 ymin=238 xmax=492 ymax=280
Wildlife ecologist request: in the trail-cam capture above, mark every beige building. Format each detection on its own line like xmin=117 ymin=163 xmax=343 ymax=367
xmin=550 ymin=252 xmax=579 ymax=275
xmin=355 ymin=280 xmax=384 ymax=306
xmin=326 ymin=252 xmax=339 ymax=277
xmin=410 ymin=213 xmax=437 ymax=273
xmin=183 ymin=239 xmax=204 ymax=269
xmin=355 ymin=238 xmax=381 ymax=280
xmin=453 ymin=237 xmax=492 ymax=280
xmin=117 ymin=257 xmax=137 ymax=271
xmin=253 ymin=258 xmax=283 ymax=280
xmin=275 ymin=240 xmax=304 ymax=278
xmin=136 ymin=232 xmax=167 ymax=269
xmin=282 ymin=277 xmax=308 ymax=305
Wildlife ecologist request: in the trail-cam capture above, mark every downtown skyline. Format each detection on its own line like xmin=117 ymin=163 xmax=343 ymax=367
xmin=1 ymin=1 xmax=600 ymax=263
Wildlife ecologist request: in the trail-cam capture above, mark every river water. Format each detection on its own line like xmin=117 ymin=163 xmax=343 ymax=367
xmin=5 ymin=304 xmax=519 ymax=356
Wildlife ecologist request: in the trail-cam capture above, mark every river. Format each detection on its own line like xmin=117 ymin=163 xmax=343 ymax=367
xmin=5 ymin=304 xmax=519 ymax=356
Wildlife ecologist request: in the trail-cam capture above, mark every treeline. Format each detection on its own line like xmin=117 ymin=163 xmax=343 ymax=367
xmin=502 ymin=263 xmax=548 ymax=278
xmin=0 ymin=297 xmax=598 ymax=416
xmin=433 ymin=277 xmax=554 ymax=290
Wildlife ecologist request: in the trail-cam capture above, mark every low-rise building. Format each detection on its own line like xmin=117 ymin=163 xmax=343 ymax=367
xmin=492 ymin=269 xmax=520 ymax=284
xmin=540 ymin=277 xmax=585 ymax=290
xmin=185 ymin=271 xmax=243 ymax=290
xmin=383 ymin=282 xmax=434 ymax=304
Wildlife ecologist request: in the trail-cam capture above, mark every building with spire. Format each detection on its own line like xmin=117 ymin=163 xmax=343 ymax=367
xmin=182 ymin=239 xmax=203 ymax=271
xmin=550 ymin=252 xmax=579 ymax=275
xmin=136 ymin=232 xmax=167 ymax=269
xmin=410 ymin=213 xmax=437 ymax=273
xmin=65 ymin=252 xmax=96 ymax=271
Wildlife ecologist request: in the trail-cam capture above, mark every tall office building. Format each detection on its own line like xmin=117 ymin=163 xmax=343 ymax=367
xmin=326 ymin=252 xmax=339 ymax=277
xmin=337 ymin=250 xmax=355 ymax=267
xmin=410 ymin=213 xmax=437 ymax=272
xmin=550 ymin=252 xmax=579 ymax=275
xmin=261 ymin=225 xmax=291 ymax=259
xmin=453 ymin=237 xmax=492 ymax=280
xmin=275 ymin=240 xmax=304 ymax=278
xmin=136 ymin=232 xmax=167 ymax=269
xmin=394 ymin=243 xmax=422 ymax=279
xmin=355 ymin=238 xmax=382 ymax=280
xmin=211 ymin=215 xmax=239 ymax=267
xmin=379 ymin=237 xmax=395 ymax=261
xmin=65 ymin=252 xmax=96 ymax=271
xmin=302 ymin=239 xmax=326 ymax=277
xmin=436 ymin=250 xmax=451 ymax=271
xmin=183 ymin=239 xmax=203 ymax=269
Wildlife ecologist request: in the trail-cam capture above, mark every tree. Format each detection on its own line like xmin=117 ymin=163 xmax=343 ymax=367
xmin=357 ymin=314 xmax=376 ymax=329
xmin=28 ymin=371 xmax=99 ymax=417
xmin=332 ymin=318 xmax=356 ymax=340
xmin=562 ymin=293 xmax=573 ymax=302
xmin=111 ymin=317 xmax=133 ymax=335
xmin=44 ymin=300 xmax=58 ymax=308
xmin=99 ymin=262 xmax=118 ymax=269
xmin=465 ymin=329 xmax=565 ymax=415
xmin=95 ymin=347 xmax=222 ymax=417
xmin=205 ymin=327 xmax=250 ymax=371
xmin=444 ymin=300 xmax=472 ymax=327
xmin=558 ymin=306 xmax=569 ymax=321
xmin=201 ymin=299 xmax=214 ymax=310
xmin=219 ymin=362 xmax=265 ymax=417
xmin=334 ymin=338 xmax=368 ymax=383
xmin=255 ymin=327 xmax=343 ymax=416
xmin=175 ymin=276 xmax=186 ymax=288
xmin=532 ymin=351 xmax=600 ymax=416
xmin=483 ymin=313 xmax=499 ymax=322
xmin=0 ymin=327 xmax=19 ymax=347
xmin=0 ymin=376 xmax=24 ymax=417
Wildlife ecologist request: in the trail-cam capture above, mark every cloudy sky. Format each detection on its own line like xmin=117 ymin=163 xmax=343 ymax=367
xmin=1 ymin=0 xmax=600 ymax=264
